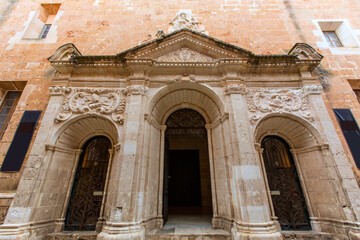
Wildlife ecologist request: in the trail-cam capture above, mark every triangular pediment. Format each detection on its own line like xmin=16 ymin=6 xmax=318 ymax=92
xmin=118 ymin=30 xmax=252 ymax=60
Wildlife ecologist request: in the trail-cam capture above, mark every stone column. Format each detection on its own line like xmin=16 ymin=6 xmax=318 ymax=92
xmin=223 ymin=84 xmax=281 ymax=240
xmin=98 ymin=85 xmax=147 ymax=240
xmin=304 ymin=85 xmax=360 ymax=237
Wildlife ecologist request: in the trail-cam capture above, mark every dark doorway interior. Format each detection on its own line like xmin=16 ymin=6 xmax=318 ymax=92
xmin=163 ymin=109 xmax=212 ymax=226
xmin=168 ymin=150 xmax=201 ymax=208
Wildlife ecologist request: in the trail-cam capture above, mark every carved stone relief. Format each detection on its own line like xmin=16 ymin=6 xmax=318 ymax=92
xmin=54 ymin=87 xmax=126 ymax=124
xmin=156 ymin=47 xmax=214 ymax=62
xmin=246 ymin=88 xmax=315 ymax=124
xmin=125 ymin=85 xmax=148 ymax=95
xmin=223 ymin=84 xmax=246 ymax=95
xmin=169 ymin=11 xmax=205 ymax=33
xmin=49 ymin=86 xmax=71 ymax=96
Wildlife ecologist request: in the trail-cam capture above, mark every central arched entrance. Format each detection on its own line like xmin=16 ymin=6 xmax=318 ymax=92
xmin=163 ymin=109 xmax=213 ymax=226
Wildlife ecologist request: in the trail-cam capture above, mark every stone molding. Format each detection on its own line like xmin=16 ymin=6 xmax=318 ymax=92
xmin=54 ymin=87 xmax=126 ymax=124
xmin=223 ymin=84 xmax=246 ymax=95
xmin=156 ymin=47 xmax=213 ymax=62
xmin=246 ymin=87 xmax=315 ymax=124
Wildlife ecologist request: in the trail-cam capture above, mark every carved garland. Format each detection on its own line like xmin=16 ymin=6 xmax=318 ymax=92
xmin=246 ymin=88 xmax=315 ymax=124
xmin=54 ymin=87 xmax=127 ymax=124
xmin=223 ymin=84 xmax=322 ymax=124
xmin=156 ymin=48 xmax=214 ymax=62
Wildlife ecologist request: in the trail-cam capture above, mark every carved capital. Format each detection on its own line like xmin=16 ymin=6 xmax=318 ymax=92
xmin=126 ymin=85 xmax=148 ymax=95
xmin=49 ymin=85 xmax=70 ymax=96
xmin=55 ymin=88 xmax=127 ymax=125
xmin=223 ymin=84 xmax=246 ymax=95
xmin=246 ymin=88 xmax=315 ymax=125
xmin=303 ymin=84 xmax=323 ymax=95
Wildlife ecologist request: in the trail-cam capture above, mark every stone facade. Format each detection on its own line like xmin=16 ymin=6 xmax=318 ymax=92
xmin=0 ymin=1 xmax=359 ymax=240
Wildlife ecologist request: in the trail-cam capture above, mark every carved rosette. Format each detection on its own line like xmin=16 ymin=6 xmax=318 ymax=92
xmin=246 ymin=88 xmax=314 ymax=124
xmin=223 ymin=84 xmax=246 ymax=95
xmin=54 ymin=88 xmax=126 ymax=124
xmin=126 ymin=85 xmax=148 ymax=95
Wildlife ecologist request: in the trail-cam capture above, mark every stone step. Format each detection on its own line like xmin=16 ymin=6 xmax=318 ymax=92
xmin=44 ymin=231 xmax=97 ymax=240
xmin=146 ymin=227 xmax=231 ymax=240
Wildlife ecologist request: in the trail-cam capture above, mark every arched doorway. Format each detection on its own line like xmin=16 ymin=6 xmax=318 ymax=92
xmin=163 ymin=109 xmax=213 ymax=226
xmin=65 ymin=136 xmax=112 ymax=231
xmin=261 ymin=136 xmax=311 ymax=230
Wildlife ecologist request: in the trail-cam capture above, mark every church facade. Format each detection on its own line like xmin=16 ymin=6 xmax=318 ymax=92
xmin=0 ymin=1 xmax=360 ymax=240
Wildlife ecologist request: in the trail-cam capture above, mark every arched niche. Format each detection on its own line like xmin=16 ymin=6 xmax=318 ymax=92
xmin=254 ymin=113 xmax=347 ymax=229
xmin=29 ymin=115 xmax=119 ymax=232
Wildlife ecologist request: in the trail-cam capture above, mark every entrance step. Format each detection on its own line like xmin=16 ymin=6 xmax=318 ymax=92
xmin=146 ymin=227 xmax=231 ymax=240
xmin=45 ymin=231 xmax=97 ymax=240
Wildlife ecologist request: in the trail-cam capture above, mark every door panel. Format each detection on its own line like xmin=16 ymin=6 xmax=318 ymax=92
xmin=65 ymin=136 xmax=111 ymax=231
xmin=262 ymin=136 xmax=311 ymax=230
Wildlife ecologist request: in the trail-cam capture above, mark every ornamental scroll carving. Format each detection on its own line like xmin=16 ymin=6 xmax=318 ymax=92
xmin=156 ymin=48 xmax=214 ymax=62
xmin=246 ymin=88 xmax=314 ymax=124
xmin=54 ymin=88 xmax=126 ymax=124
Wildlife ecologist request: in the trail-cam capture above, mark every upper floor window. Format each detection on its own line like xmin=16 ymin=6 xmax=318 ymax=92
xmin=22 ymin=4 xmax=60 ymax=40
xmin=0 ymin=91 xmax=21 ymax=139
xmin=323 ymin=31 xmax=343 ymax=48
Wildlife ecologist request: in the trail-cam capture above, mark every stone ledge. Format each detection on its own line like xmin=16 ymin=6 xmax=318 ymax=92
xmin=45 ymin=231 xmax=98 ymax=240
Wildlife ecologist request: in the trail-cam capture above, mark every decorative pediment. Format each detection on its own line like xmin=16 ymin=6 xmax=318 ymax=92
xmin=156 ymin=47 xmax=214 ymax=62
xmin=48 ymin=30 xmax=324 ymax=75
xmin=127 ymin=30 xmax=241 ymax=60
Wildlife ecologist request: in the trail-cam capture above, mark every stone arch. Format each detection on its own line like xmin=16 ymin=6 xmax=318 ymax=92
xmin=52 ymin=115 xmax=119 ymax=149
xmin=28 ymin=115 xmax=119 ymax=230
xmin=254 ymin=113 xmax=326 ymax=148
xmin=254 ymin=113 xmax=347 ymax=225
xmin=147 ymin=82 xmax=225 ymax=124
xmin=145 ymin=82 xmax=230 ymax=230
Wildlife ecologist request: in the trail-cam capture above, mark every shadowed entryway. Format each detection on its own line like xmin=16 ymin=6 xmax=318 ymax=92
xmin=163 ymin=109 xmax=213 ymax=226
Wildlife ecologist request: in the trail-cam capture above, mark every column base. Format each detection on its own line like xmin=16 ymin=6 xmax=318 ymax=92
xmin=97 ymin=222 xmax=145 ymax=240
xmin=231 ymin=221 xmax=282 ymax=240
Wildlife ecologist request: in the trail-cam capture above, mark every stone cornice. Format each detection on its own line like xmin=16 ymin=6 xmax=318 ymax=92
xmin=48 ymin=30 xmax=323 ymax=75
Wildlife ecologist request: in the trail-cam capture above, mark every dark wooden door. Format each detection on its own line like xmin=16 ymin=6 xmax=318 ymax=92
xmin=65 ymin=136 xmax=111 ymax=231
xmin=262 ymin=136 xmax=311 ymax=230
xmin=168 ymin=150 xmax=201 ymax=206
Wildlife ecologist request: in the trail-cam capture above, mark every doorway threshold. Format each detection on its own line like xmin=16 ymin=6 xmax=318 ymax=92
xmin=165 ymin=214 xmax=212 ymax=227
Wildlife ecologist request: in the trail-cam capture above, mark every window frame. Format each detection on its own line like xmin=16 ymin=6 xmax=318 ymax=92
xmin=0 ymin=91 xmax=21 ymax=139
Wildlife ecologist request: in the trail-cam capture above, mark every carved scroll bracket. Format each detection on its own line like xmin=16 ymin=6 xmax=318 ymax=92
xmin=246 ymin=88 xmax=315 ymax=125
xmin=54 ymin=88 xmax=127 ymax=125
